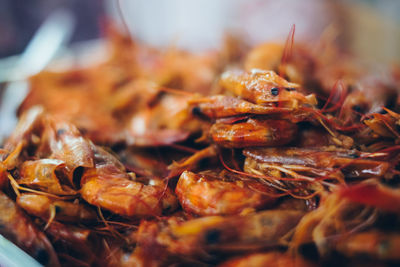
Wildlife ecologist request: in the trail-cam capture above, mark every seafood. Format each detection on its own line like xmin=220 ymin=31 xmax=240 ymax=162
xmin=0 ymin=192 xmax=60 ymax=266
xmin=126 ymin=93 xmax=200 ymax=146
xmin=290 ymin=180 xmax=400 ymax=263
xmin=0 ymin=24 xmax=399 ymax=267
xmin=219 ymin=69 xmax=317 ymax=108
xmin=210 ymin=118 xmax=298 ymax=148
xmin=4 ymin=106 xmax=44 ymax=151
xmin=135 ymin=209 xmax=304 ymax=258
xmin=190 ymin=95 xmax=293 ymax=119
xmin=37 ymin=117 xmax=94 ymax=172
xmin=81 ymin=171 xmax=178 ymax=217
xmin=44 ymin=222 xmax=97 ymax=266
xmin=336 ymin=231 xmax=400 ymax=260
xmin=18 ymin=159 xmax=76 ymax=195
xmin=17 ymin=193 xmax=97 ymax=223
xmin=80 ymin=144 xmax=178 ymax=217
xmin=290 ymin=189 xmax=371 ymax=257
xmin=190 ymin=69 xmax=318 ymax=148
xmin=176 ymin=170 xmax=276 ymax=215
xmin=243 ymin=147 xmax=391 ymax=181
xmin=338 ymin=181 xmax=400 ymax=214
xmin=363 ymin=108 xmax=400 ymax=140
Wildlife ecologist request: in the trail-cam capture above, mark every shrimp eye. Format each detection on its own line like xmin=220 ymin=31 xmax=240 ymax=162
xmin=56 ymin=128 xmax=66 ymax=136
xmin=270 ymin=87 xmax=279 ymax=96
xmin=285 ymin=87 xmax=296 ymax=91
xmin=352 ymin=105 xmax=362 ymax=113
xmin=192 ymin=106 xmax=203 ymax=116
xmin=205 ymin=229 xmax=221 ymax=244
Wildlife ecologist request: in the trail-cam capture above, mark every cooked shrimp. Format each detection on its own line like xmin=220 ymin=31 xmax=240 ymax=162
xmin=126 ymin=94 xmax=200 ymax=146
xmin=17 ymin=193 xmax=97 ymax=224
xmin=219 ymin=69 xmax=316 ymax=107
xmin=175 ymin=170 xmax=276 ymax=216
xmin=4 ymin=106 xmax=44 ymax=151
xmin=168 ymin=145 xmax=218 ymax=177
xmin=38 ymin=117 xmax=94 ymax=171
xmin=210 ymin=118 xmax=297 ymax=148
xmin=0 ymin=143 xmax=24 ymax=189
xmin=0 ymin=192 xmax=60 ymax=266
xmin=4 ymin=109 xmax=95 ymax=189
xmin=336 ymin=231 xmax=400 ymax=260
xmin=81 ymin=171 xmax=178 ymax=217
xmin=80 ymin=146 xmax=178 ymax=217
xmin=363 ymin=108 xmax=400 ymax=140
xmin=18 ymin=159 xmax=76 ymax=195
xmin=0 ymin=156 xmax=7 ymax=189
xmin=339 ymin=182 xmax=400 ymax=214
xmin=20 ymin=69 xmax=123 ymax=144
xmin=136 ymin=210 xmax=304 ymax=257
xmin=44 ymin=221 xmax=97 ymax=266
xmin=190 ymin=95 xmax=292 ymax=119
xmin=244 ymin=147 xmax=391 ymax=181
xmin=291 ymin=188 xmax=377 ymax=257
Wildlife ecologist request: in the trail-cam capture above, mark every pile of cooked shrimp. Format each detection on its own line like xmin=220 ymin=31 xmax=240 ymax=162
xmin=1 ymin=25 xmax=400 ymax=266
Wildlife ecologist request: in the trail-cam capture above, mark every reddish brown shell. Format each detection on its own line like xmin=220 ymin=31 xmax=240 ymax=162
xmin=210 ymin=119 xmax=297 ymax=148
xmin=175 ymin=171 xmax=276 ymax=216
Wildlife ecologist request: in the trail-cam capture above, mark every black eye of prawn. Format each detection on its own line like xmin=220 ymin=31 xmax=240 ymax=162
xmin=270 ymin=87 xmax=279 ymax=96
xmin=56 ymin=128 xmax=66 ymax=136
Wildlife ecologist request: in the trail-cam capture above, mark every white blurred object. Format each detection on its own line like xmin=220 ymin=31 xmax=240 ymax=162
xmin=107 ymin=0 xmax=334 ymax=51
xmin=0 ymin=8 xmax=75 ymax=144
xmin=0 ymin=234 xmax=42 ymax=267
xmin=231 ymin=0 xmax=335 ymax=44
xmin=0 ymin=9 xmax=75 ymax=83
xmin=108 ymin=0 xmax=230 ymax=51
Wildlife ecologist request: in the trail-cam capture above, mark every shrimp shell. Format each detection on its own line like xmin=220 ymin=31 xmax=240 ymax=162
xmin=0 ymin=192 xmax=60 ymax=266
xmin=81 ymin=169 xmax=178 ymax=217
xmin=175 ymin=170 xmax=276 ymax=216
xmin=17 ymin=193 xmax=96 ymax=223
xmin=18 ymin=159 xmax=76 ymax=195
xmin=211 ymin=119 xmax=297 ymax=148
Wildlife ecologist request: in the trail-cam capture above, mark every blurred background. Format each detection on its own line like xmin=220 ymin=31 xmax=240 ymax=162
xmin=0 ymin=0 xmax=400 ymax=142
xmin=0 ymin=0 xmax=399 ymax=63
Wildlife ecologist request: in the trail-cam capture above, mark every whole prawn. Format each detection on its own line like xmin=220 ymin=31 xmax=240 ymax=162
xmin=175 ymin=170 xmax=276 ymax=216
xmin=80 ymin=145 xmax=178 ymax=217
xmin=190 ymin=69 xmax=317 ymax=148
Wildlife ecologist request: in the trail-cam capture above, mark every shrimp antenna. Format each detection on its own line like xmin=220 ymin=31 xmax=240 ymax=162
xmin=322 ymin=79 xmax=346 ymax=113
xmin=97 ymin=206 xmax=127 ymax=241
xmin=7 ymin=173 xmax=75 ymax=200
xmin=44 ymin=205 xmax=56 ymax=230
xmin=279 ymin=24 xmax=296 ymax=78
